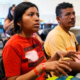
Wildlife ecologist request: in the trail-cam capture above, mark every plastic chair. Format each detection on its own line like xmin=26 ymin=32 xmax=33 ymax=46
xmin=76 ymin=35 xmax=80 ymax=44
xmin=0 ymin=25 xmax=4 ymax=48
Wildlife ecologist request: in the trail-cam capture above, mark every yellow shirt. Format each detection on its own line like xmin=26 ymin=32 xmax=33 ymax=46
xmin=44 ymin=25 xmax=77 ymax=57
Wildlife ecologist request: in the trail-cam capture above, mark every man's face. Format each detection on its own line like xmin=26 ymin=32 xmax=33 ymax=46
xmin=59 ymin=8 xmax=75 ymax=28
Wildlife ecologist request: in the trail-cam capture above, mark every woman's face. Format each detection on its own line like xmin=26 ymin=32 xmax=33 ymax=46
xmin=11 ymin=6 xmax=15 ymax=16
xmin=19 ymin=7 xmax=40 ymax=34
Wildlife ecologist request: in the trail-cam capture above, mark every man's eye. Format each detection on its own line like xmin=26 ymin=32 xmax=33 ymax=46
xmin=66 ymin=13 xmax=70 ymax=16
xmin=73 ymin=12 xmax=75 ymax=15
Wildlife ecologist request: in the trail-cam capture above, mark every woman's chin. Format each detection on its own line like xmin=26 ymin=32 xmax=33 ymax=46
xmin=33 ymin=29 xmax=39 ymax=33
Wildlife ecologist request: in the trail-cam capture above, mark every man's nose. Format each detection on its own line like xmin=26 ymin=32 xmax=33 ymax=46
xmin=71 ymin=14 xmax=75 ymax=19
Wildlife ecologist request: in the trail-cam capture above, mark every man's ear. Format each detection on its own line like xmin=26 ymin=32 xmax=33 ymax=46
xmin=56 ymin=16 xmax=61 ymax=23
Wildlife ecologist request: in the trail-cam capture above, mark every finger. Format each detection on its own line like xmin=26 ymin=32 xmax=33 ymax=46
xmin=57 ymin=66 xmax=68 ymax=77
xmin=77 ymin=52 xmax=80 ymax=54
xmin=59 ymin=61 xmax=70 ymax=65
xmin=69 ymin=51 xmax=76 ymax=53
xmin=61 ymin=56 xmax=64 ymax=60
xmin=70 ymin=51 xmax=80 ymax=55
xmin=58 ymin=63 xmax=72 ymax=72
xmin=54 ymin=69 xmax=61 ymax=77
xmin=70 ymin=54 xmax=80 ymax=60
xmin=70 ymin=56 xmax=75 ymax=61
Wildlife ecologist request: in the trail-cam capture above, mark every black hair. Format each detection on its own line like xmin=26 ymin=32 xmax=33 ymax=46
xmin=14 ymin=2 xmax=39 ymax=34
xmin=55 ymin=2 xmax=73 ymax=17
xmin=7 ymin=4 xmax=16 ymax=21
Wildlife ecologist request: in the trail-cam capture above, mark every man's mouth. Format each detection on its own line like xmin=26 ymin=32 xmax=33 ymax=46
xmin=69 ymin=21 xmax=75 ymax=24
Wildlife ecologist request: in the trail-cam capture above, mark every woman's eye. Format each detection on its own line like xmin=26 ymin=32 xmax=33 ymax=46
xmin=29 ymin=14 xmax=33 ymax=16
xmin=37 ymin=14 xmax=39 ymax=17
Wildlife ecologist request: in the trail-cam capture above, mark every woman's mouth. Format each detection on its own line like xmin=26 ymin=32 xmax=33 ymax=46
xmin=34 ymin=23 xmax=40 ymax=27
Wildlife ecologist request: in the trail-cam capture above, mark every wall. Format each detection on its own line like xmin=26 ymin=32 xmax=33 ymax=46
xmin=29 ymin=0 xmax=80 ymax=26
xmin=0 ymin=0 xmax=22 ymax=18
xmin=0 ymin=0 xmax=80 ymax=26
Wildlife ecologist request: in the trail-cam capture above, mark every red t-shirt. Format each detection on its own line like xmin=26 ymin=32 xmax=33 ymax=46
xmin=2 ymin=34 xmax=46 ymax=80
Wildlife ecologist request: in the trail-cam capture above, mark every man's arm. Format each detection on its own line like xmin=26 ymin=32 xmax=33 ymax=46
xmin=64 ymin=60 xmax=80 ymax=74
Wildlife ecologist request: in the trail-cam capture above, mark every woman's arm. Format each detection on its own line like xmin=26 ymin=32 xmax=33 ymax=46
xmin=7 ymin=64 xmax=43 ymax=80
xmin=3 ymin=19 xmax=13 ymax=30
xmin=7 ymin=61 xmax=71 ymax=80
xmin=3 ymin=46 xmax=72 ymax=80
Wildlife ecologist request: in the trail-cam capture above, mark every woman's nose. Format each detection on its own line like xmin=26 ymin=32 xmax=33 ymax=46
xmin=35 ymin=15 xmax=40 ymax=21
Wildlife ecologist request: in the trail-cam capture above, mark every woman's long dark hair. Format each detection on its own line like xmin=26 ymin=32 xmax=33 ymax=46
xmin=7 ymin=4 xmax=16 ymax=21
xmin=14 ymin=2 xmax=39 ymax=34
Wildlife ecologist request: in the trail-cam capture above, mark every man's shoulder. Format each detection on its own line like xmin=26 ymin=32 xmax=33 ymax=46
xmin=69 ymin=31 xmax=75 ymax=36
xmin=47 ymin=26 xmax=62 ymax=38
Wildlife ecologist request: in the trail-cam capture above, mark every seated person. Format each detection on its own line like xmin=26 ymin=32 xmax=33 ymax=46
xmin=44 ymin=2 xmax=78 ymax=59
xmin=44 ymin=2 xmax=80 ymax=76
xmin=3 ymin=4 xmax=16 ymax=46
xmin=33 ymin=33 xmax=44 ymax=45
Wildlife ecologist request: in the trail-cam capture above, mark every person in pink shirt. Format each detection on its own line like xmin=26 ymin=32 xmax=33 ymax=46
xmin=33 ymin=33 xmax=44 ymax=45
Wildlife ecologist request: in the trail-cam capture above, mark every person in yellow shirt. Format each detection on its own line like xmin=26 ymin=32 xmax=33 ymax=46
xmin=44 ymin=2 xmax=78 ymax=59
xmin=44 ymin=2 xmax=80 ymax=77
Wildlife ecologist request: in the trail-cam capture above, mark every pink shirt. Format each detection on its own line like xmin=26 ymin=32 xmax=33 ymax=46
xmin=32 ymin=33 xmax=36 ymax=37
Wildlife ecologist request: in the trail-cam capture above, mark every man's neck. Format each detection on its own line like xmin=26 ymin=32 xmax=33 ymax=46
xmin=59 ymin=24 xmax=70 ymax=34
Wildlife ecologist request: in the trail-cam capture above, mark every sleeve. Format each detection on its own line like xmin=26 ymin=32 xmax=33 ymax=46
xmin=48 ymin=34 xmax=67 ymax=57
xmin=73 ymin=33 xmax=78 ymax=45
xmin=2 ymin=45 xmax=21 ymax=77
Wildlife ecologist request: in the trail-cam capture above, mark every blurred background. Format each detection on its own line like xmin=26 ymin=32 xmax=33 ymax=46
xmin=0 ymin=0 xmax=80 ymax=51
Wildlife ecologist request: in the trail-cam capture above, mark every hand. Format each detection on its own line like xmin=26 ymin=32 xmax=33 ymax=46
xmin=45 ymin=61 xmax=72 ymax=77
xmin=56 ymin=51 xmax=80 ymax=61
xmin=11 ymin=20 xmax=14 ymax=24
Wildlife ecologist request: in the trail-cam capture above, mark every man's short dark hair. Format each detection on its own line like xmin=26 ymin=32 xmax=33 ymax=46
xmin=55 ymin=2 xmax=73 ymax=17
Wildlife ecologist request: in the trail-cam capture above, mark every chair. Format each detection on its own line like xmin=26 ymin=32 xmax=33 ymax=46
xmin=0 ymin=25 xmax=5 ymax=49
xmin=0 ymin=56 xmax=5 ymax=79
xmin=76 ymin=35 xmax=80 ymax=44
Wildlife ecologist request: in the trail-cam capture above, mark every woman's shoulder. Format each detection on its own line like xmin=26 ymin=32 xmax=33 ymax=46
xmin=32 ymin=37 xmax=42 ymax=47
xmin=4 ymin=17 xmax=11 ymax=22
xmin=5 ymin=35 xmax=20 ymax=46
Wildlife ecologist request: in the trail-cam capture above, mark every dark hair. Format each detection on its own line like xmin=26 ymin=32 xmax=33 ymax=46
xmin=7 ymin=4 xmax=16 ymax=21
xmin=14 ymin=2 xmax=39 ymax=34
xmin=55 ymin=2 xmax=73 ymax=17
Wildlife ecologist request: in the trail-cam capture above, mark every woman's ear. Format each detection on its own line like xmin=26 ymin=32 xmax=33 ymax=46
xmin=17 ymin=22 xmax=21 ymax=27
xmin=17 ymin=20 xmax=21 ymax=27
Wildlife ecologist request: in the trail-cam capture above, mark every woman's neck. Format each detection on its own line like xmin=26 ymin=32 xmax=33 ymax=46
xmin=18 ymin=31 xmax=33 ymax=38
